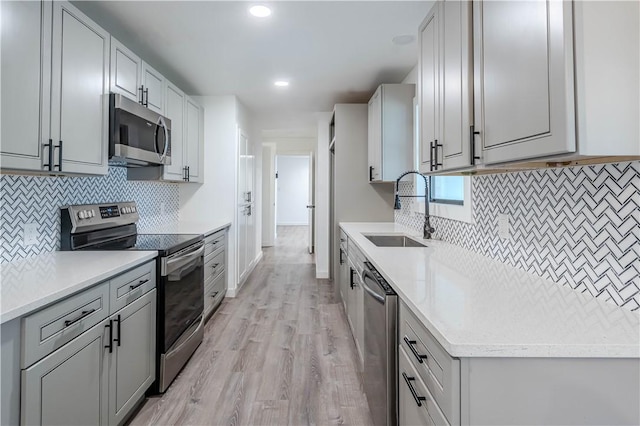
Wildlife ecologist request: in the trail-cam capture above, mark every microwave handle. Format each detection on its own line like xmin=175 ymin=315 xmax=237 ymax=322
xmin=155 ymin=116 xmax=169 ymax=162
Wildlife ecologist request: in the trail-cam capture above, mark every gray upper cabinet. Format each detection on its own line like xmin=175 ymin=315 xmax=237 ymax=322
xmin=110 ymin=37 xmax=143 ymax=103
xmin=367 ymin=84 xmax=415 ymax=183
xmin=418 ymin=5 xmax=439 ymax=174
xmin=185 ymin=96 xmax=203 ymax=183
xmin=51 ymin=1 xmax=110 ymax=175
xmin=141 ymin=62 xmax=165 ymax=114
xmin=473 ymin=0 xmax=576 ymax=165
xmin=440 ymin=0 xmax=473 ymax=171
xmin=162 ymin=80 xmax=186 ymax=181
xmin=0 ymin=0 xmax=52 ymax=172
xmin=1 ymin=0 xmax=109 ymax=175
xmin=21 ymin=318 xmax=110 ymax=426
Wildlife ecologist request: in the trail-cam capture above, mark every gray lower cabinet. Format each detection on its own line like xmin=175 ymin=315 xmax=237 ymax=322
xmin=21 ymin=318 xmax=110 ymax=426
xmin=109 ymin=290 xmax=156 ymax=425
xmin=203 ymin=229 xmax=227 ymax=321
xmin=20 ymin=262 xmax=157 ymax=425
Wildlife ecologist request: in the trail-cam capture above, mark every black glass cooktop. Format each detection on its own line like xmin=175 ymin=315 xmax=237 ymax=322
xmin=83 ymin=233 xmax=203 ymax=256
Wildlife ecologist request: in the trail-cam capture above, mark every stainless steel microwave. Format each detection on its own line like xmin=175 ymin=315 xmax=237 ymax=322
xmin=109 ymin=93 xmax=171 ymax=167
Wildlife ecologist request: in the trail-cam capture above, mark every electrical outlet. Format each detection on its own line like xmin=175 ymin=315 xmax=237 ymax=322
xmin=497 ymin=213 xmax=510 ymax=240
xmin=23 ymin=223 xmax=38 ymax=246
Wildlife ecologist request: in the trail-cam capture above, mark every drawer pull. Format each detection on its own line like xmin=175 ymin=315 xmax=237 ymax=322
xmin=63 ymin=309 xmax=96 ymax=327
xmin=130 ymin=279 xmax=149 ymax=290
xmin=403 ymin=372 xmax=427 ymax=407
xmin=212 ymin=239 xmax=221 ymax=245
xmin=211 ymin=292 xmax=218 ymax=298
xmin=211 ymin=263 xmax=220 ymax=269
xmin=404 ymin=336 xmax=428 ymax=363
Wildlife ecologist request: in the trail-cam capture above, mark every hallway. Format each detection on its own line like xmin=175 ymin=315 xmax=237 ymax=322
xmin=130 ymin=226 xmax=372 ymax=425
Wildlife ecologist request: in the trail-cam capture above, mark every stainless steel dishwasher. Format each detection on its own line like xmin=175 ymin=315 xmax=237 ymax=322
xmin=362 ymin=261 xmax=398 ymax=426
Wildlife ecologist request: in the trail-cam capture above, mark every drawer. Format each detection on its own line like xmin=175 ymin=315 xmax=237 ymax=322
xmin=204 ymin=272 xmax=225 ymax=319
xmin=399 ymin=345 xmax=449 ymax=426
xmin=22 ymin=281 xmax=110 ymax=368
xmin=205 ymin=249 xmax=225 ymax=281
xmin=400 ymin=301 xmax=460 ymax=425
xmin=109 ymin=260 xmax=156 ymax=313
xmin=204 ymin=230 xmax=225 ymax=257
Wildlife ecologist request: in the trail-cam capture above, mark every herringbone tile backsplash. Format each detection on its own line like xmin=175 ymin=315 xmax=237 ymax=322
xmin=396 ymin=162 xmax=640 ymax=311
xmin=0 ymin=167 xmax=179 ymax=263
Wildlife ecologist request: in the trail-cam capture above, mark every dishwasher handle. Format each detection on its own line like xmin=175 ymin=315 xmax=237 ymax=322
xmin=361 ymin=269 xmax=385 ymax=304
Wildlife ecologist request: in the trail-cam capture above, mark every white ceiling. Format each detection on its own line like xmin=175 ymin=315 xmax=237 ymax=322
xmin=74 ymin=1 xmax=432 ymax=133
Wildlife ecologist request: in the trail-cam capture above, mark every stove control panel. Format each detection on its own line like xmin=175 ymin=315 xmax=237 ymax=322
xmin=62 ymin=201 xmax=139 ymax=232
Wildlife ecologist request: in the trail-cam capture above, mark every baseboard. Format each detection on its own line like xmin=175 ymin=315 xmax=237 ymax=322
xmin=316 ymin=270 xmax=329 ymax=279
xmin=276 ymin=222 xmax=309 ymax=226
xmin=225 ymin=288 xmax=236 ymax=297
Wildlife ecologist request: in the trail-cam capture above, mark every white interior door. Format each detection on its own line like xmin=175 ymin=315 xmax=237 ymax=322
xmin=307 ymin=152 xmax=315 ymax=254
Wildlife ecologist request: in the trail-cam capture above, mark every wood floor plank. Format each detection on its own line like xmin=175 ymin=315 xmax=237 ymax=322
xmin=128 ymin=226 xmax=371 ymax=426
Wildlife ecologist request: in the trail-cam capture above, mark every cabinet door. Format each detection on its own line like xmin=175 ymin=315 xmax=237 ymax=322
xmin=21 ymin=319 xmax=109 ymax=426
xmin=367 ymin=86 xmax=382 ymax=182
xmin=339 ymin=249 xmax=349 ymax=310
xmin=1 ymin=0 xmax=52 ymax=172
xmin=163 ymin=80 xmax=185 ymax=180
xmin=110 ymin=37 xmax=142 ymax=103
xmin=473 ymin=0 xmax=575 ymax=164
xmin=50 ymin=1 xmax=109 ymax=175
xmin=440 ymin=0 xmax=473 ymax=170
xmin=418 ymin=5 xmax=440 ymax=174
xmin=185 ymin=97 xmax=201 ymax=182
xmin=354 ymin=272 xmax=365 ymax=370
xmin=109 ymin=290 xmax=156 ymax=426
xmin=346 ymin=261 xmax=358 ymax=346
xmin=142 ymin=62 xmax=164 ymax=114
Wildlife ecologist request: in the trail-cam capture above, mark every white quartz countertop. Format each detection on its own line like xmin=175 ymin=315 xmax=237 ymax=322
xmin=0 ymin=251 xmax=157 ymax=324
xmin=138 ymin=221 xmax=231 ymax=237
xmin=340 ymin=222 xmax=640 ymax=358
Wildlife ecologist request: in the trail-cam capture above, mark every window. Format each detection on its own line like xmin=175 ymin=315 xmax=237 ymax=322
xmin=429 ymin=176 xmax=464 ymax=205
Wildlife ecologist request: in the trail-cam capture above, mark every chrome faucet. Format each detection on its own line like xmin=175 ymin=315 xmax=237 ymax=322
xmin=394 ymin=170 xmax=435 ymax=240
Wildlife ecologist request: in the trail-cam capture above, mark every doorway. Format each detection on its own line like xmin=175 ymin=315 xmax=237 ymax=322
xmin=275 ymin=154 xmax=315 ymax=253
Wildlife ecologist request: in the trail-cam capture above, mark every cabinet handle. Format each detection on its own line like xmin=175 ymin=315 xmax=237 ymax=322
xmin=113 ymin=314 xmax=121 ymax=347
xmin=211 ymin=292 xmax=218 ymax=298
xmin=434 ymin=139 xmax=442 ymax=169
xmin=64 ymin=308 xmax=96 ymax=327
xmin=143 ymin=88 xmax=149 ymax=107
xmin=138 ymin=86 xmax=145 ymax=105
xmin=211 ymin=263 xmax=220 ymax=268
xmin=130 ymin=279 xmax=148 ymax=290
xmin=339 ymin=249 xmax=344 ymax=265
xmin=188 ymin=166 xmax=191 ymax=181
xmin=469 ymin=125 xmax=481 ymax=165
xmin=43 ymin=139 xmax=54 ymax=171
xmin=369 ymin=166 xmax=374 ymax=182
xmin=429 ymin=141 xmax=435 ymax=171
xmin=350 ymin=267 xmax=356 ymax=289
xmin=55 ymin=140 xmax=63 ymax=171
xmin=183 ymin=166 xmax=188 ymax=181
xmin=105 ymin=320 xmax=113 ymax=353
xmin=402 ymin=372 xmax=427 ymax=407
xmin=404 ymin=336 xmax=428 ymax=363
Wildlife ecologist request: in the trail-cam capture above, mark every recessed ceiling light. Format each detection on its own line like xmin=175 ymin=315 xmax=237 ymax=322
xmin=274 ymin=80 xmax=289 ymax=87
xmin=392 ymin=35 xmax=415 ymax=46
xmin=249 ymin=5 xmax=271 ymax=18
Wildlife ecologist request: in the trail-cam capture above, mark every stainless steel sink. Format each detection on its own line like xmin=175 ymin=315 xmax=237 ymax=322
xmin=364 ymin=234 xmax=427 ymax=248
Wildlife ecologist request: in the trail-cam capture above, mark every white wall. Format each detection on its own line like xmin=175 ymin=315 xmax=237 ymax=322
xmin=276 ymin=155 xmax=310 ymax=225
xmin=315 ymin=112 xmax=332 ymax=279
xmin=402 ymin=63 xmax=418 ymax=85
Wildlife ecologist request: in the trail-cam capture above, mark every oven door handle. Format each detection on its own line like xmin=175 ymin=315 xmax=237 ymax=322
xmin=163 ymin=244 xmax=204 ymax=276
xmin=361 ymin=269 xmax=385 ymax=304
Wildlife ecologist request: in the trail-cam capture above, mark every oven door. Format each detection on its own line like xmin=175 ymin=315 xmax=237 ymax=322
xmin=160 ymin=243 xmax=204 ymax=351
xmin=109 ymin=93 xmax=172 ymax=166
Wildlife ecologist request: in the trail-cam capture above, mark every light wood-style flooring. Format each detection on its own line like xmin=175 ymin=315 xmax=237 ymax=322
xmin=129 ymin=226 xmax=372 ymax=425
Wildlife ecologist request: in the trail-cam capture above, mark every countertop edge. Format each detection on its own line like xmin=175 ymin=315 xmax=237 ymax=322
xmin=0 ymin=251 xmax=158 ymax=325
xmin=340 ymin=222 xmax=640 ymax=359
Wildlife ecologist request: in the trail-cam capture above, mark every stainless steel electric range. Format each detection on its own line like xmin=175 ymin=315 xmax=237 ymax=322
xmin=60 ymin=201 xmax=204 ymax=393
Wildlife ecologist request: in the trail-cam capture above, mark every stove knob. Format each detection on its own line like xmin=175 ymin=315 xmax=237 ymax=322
xmin=78 ymin=211 xmax=86 ymax=220
xmin=124 ymin=207 xmax=130 ymax=214
xmin=89 ymin=210 xmax=95 ymax=218
xmin=131 ymin=206 xmax=136 ymax=213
